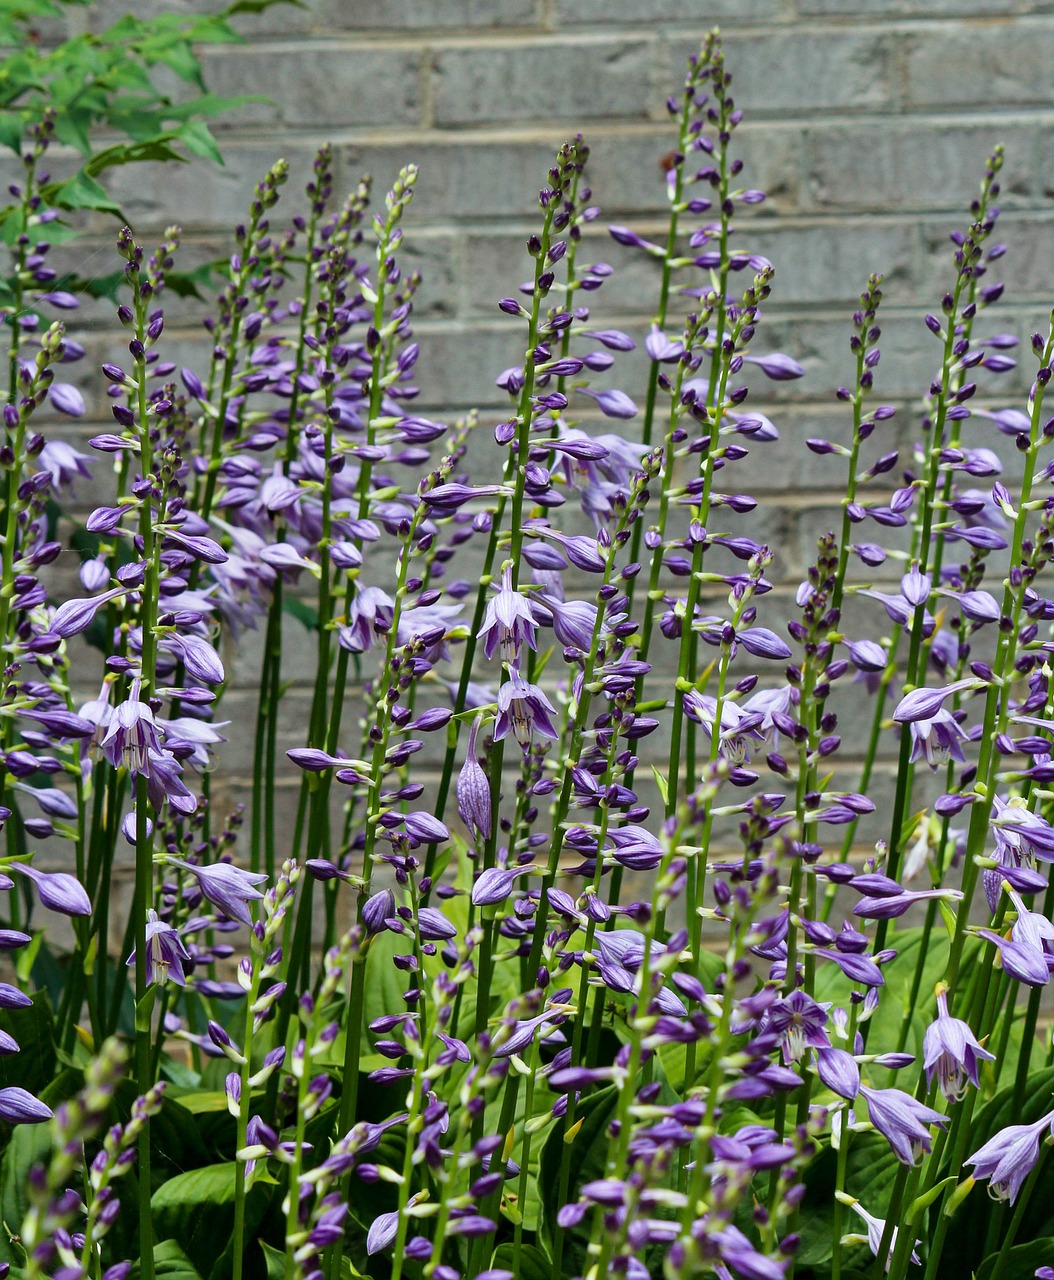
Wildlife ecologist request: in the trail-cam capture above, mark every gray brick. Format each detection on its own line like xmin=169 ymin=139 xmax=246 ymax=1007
xmin=316 ymin=0 xmax=540 ymax=29
xmin=100 ymin=141 xmax=326 ymax=234
xmin=901 ymin=19 xmax=1054 ymax=110
xmin=803 ymin=119 xmax=1036 ymax=214
xmin=338 ymin=135 xmax=559 ymax=219
xmin=430 ymin=37 xmax=659 ymax=127
xmin=663 ymin=28 xmax=897 ymax=115
xmin=555 ymin=0 xmax=782 ymax=21
xmin=200 ymin=43 xmax=422 ymax=130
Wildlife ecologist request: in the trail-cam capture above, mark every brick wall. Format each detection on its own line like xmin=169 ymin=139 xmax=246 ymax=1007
xmin=16 ymin=2 xmax=1054 ymax=919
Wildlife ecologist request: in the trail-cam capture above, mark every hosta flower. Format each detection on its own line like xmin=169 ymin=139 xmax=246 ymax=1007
xmin=100 ymin=683 xmax=162 ymax=774
xmin=0 ymin=1086 xmax=52 ymax=1124
xmin=683 ymin=692 xmax=763 ymax=766
xmin=859 ymin=1086 xmax=948 ymax=1165
xmin=477 ymin=563 xmax=536 ymax=664
xmin=965 ymin=1108 xmax=1054 ymax=1203
xmin=126 ymin=910 xmax=192 ymax=986
xmin=837 ymin=1194 xmax=920 ymax=1271
xmin=456 ymin=717 xmax=492 ymax=841
xmin=922 ymin=987 xmax=994 ymax=1101
xmin=166 ymin=857 xmax=267 ymax=926
xmin=906 ymin=708 xmax=969 ymax=770
xmin=764 ymin=991 xmax=831 ymax=1064
xmin=494 ymin=676 xmax=558 ymax=752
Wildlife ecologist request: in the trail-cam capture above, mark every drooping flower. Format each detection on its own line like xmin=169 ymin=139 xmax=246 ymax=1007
xmin=477 ymin=563 xmax=536 ymax=664
xmin=100 ymin=682 xmax=162 ymax=774
xmin=965 ymin=1108 xmax=1054 ymax=1203
xmin=166 ymin=857 xmax=267 ymax=926
xmin=494 ymin=676 xmax=558 ymax=752
xmin=456 ymin=717 xmax=492 ymax=842
xmin=837 ymin=1194 xmax=920 ymax=1271
xmin=922 ymin=987 xmax=994 ymax=1102
xmin=126 ymin=909 xmax=192 ymax=986
xmin=906 ymin=708 xmax=969 ymax=771
xmin=858 ymin=1085 xmax=948 ymax=1165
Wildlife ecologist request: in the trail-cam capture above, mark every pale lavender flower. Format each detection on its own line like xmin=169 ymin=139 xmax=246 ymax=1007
xmin=12 ymin=864 xmax=90 ymax=917
xmin=494 ymin=677 xmax=558 ymax=752
xmin=126 ymin=910 xmax=192 ymax=986
xmin=456 ymin=717 xmax=492 ymax=842
xmin=0 ymin=1086 xmax=52 ymax=1123
xmin=859 ymin=1086 xmax=948 ymax=1165
xmin=838 ymin=1195 xmax=920 ymax=1271
xmin=907 ymin=708 xmax=969 ymax=770
xmin=965 ymin=1108 xmax=1054 ymax=1202
xmin=166 ymin=857 xmax=267 ymax=925
xmin=478 ymin=563 xmax=536 ymax=663
xmin=922 ymin=988 xmax=994 ymax=1101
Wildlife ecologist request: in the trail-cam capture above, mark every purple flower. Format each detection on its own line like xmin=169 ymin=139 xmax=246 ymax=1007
xmin=764 ymin=991 xmax=831 ymax=1064
xmin=471 ymin=864 xmax=535 ymax=907
xmin=908 ymin=709 xmax=969 ymax=771
xmin=965 ymin=1108 xmax=1054 ymax=1202
xmin=478 ymin=564 xmax=536 ymax=663
xmin=13 ymin=864 xmax=91 ymax=917
xmin=922 ymin=988 xmax=994 ymax=1101
xmin=100 ymin=684 xmax=162 ymax=774
xmin=858 ymin=1085 xmax=948 ymax=1165
xmin=742 ymin=352 xmax=804 ymax=380
xmin=494 ymin=677 xmax=558 ymax=753
xmin=456 ymin=716 xmax=492 ymax=842
xmin=975 ymin=927 xmax=1050 ymax=986
xmin=0 ymin=1087 xmax=51 ymax=1125
xmin=892 ymin=678 xmax=979 ymax=723
xmin=839 ymin=1195 xmax=920 ymax=1270
xmin=166 ymin=857 xmax=267 ymax=926
xmin=575 ymin=386 xmax=638 ymax=419
xmin=814 ymin=1047 xmax=860 ymax=1100
xmin=126 ymin=909 xmax=192 ymax=987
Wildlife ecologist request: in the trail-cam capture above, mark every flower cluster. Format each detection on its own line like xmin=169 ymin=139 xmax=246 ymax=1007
xmin=4 ymin=26 xmax=1054 ymax=1280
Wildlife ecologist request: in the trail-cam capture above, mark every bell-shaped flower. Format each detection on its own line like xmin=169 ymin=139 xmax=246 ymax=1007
xmin=126 ymin=909 xmax=192 ymax=986
xmin=166 ymin=856 xmax=267 ymax=926
xmin=837 ymin=1194 xmax=920 ymax=1271
xmin=922 ymin=987 xmax=994 ymax=1102
xmin=478 ymin=564 xmax=536 ymax=664
xmin=965 ymin=1108 xmax=1054 ymax=1203
xmin=859 ymin=1085 xmax=948 ymax=1165
xmin=494 ymin=677 xmax=558 ymax=753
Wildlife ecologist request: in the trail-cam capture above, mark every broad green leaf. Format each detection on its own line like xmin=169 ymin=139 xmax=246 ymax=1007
xmin=0 ymin=990 xmax=56 ymax=1097
xmin=538 ymin=1085 xmax=619 ymax=1267
xmin=491 ymin=1242 xmax=550 ymax=1280
xmin=975 ymin=1238 xmax=1054 ymax=1280
xmin=151 ymin=1162 xmax=270 ymax=1279
xmin=132 ymin=1240 xmax=203 ymax=1280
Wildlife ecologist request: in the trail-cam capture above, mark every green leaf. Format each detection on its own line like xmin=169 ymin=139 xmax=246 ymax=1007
xmin=178 ymin=118 xmax=222 ymax=166
xmin=226 ymin=0 xmax=305 ymax=12
xmin=44 ymin=170 xmax=124 ymax=217
xmin=0 ymin=1120 xmax=53 ymax=1263
xmin=491 ymin=1242 xmax=550 ymax=1280
xmin=132 ymin=1240 xmax=203 ymax=1280
xmin=538 ymin=1086 xmax=619 ymax=1267
xmin=975 ymin=1238 xmax=1054 ymax=1280
xmin=151 ymin=1162 xmax=270 ymax=1279
xmin=259 ymin=1241 xmax=285 ymax=1280
xmin=0 ymin=990 xmax=56 ymax=1097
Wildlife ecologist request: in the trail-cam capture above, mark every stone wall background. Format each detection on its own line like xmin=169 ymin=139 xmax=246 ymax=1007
xmin=12 ymin=0 xmax=1054 ymax=929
